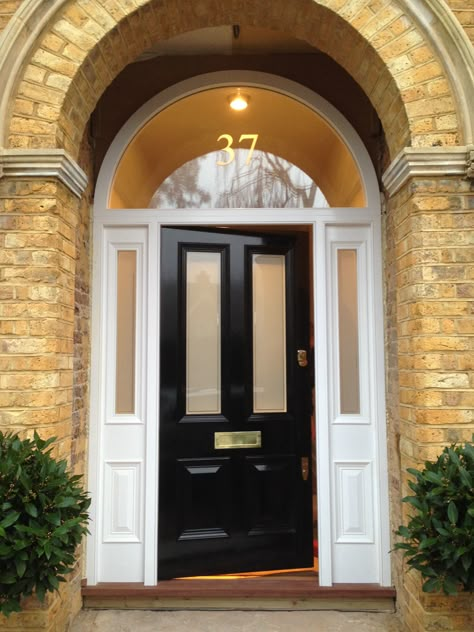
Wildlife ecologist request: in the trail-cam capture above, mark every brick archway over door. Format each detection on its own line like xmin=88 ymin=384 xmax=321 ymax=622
xmin=5 ymin=0 xmax=469 ymax=161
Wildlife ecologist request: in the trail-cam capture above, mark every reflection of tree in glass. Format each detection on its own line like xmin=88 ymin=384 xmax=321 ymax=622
xmin=149 ymin=150 xmax=328 ymax=209
xmin=149 ymin=157 xmax=211 ymax=209
xmin=217 ymin=151 xmax=327 ymax=208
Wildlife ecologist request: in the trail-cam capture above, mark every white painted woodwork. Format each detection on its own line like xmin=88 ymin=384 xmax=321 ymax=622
xmin=103 ymin=461 xmax=142 ymax=542
xmin=0 ymin=148 xmax=88 ymax=197
xmin=88 ymin=226 xmax=148 ymax=583
xmin=88 ymin=72 xmax=391 ymax=588
xmin=322 ymin=224 xmax=387 ymax=583
xmin=334 ymin=461 xmax=373 ymax=542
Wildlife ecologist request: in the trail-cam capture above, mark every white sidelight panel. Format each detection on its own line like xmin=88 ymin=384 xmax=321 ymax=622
xmin=321 ymin=223 xmax=390 ymax=585
xmin=89 ymin=226 xmax=149 ymax=584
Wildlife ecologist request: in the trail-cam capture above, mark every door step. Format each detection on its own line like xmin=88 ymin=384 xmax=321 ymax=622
xmin=81 ymin=579 xmax=396 ymax=612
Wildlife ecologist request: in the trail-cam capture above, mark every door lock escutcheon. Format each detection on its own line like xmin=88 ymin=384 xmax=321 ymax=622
xmin=297 ymin=349 xmax=308 ymax=367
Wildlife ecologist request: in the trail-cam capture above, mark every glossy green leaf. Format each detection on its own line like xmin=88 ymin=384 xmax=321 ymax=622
xmin=0 ymin=543 xmax=12 ymax=555
xmin=422 ymin=578 xmax=441 ymax=593
xmin=403 ymin=496 xmax=423 ymax=510
xmin=14 ymin=559 xmax=26 ymax=578
xmin=47 ymin=574 xmax=59 ymax=590
xmin=56 ymin=497 xmax=76 ymax=508
xmin=447 ymin=501 xmax=458 ymax=525
xmin=461 ymin=555 xmax=472 ymax=572
xmin=25 ymin=503 xmax=38 ymax=518
xmin=0 ymin=572 xmax=17 ymax=584
xmin=443 ymin=578 xmax=458 ymax=596
xmin=424 ymin=471 xmax=443 ymax=485
xmin=0 ymin=511 xmax=21 ymax=529
xmin=458 ymin=467 xmax=472 ymax=488
xmin=45 ymin=512 xmax=61 ymax=526
xmin=397 ymin=525 xmax=411 ymax=538
xmin=36 ymin=583 xmax=46 ymax=603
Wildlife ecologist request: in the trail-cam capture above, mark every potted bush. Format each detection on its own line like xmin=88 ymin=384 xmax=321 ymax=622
xmin=0 ymin=431 xmax=90 ymax=617
xmin=395 ymin=437 xmax=474 ymax=595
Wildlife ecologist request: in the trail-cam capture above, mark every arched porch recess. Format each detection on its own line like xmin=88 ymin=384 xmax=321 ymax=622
xmin=88 ymin=71 xmax=390 ymax=588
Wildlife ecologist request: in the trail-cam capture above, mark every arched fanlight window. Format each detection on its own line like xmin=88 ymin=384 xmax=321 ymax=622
xmin=110 ymin=87 xmax=365 ymax=209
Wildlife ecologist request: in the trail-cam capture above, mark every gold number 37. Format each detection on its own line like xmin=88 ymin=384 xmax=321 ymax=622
xmin=216 ymin=134 xmax=259 ymax=166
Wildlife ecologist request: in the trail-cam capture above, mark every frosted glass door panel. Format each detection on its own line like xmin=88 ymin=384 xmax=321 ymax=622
xmin=116 ymin=250 xmax=136 ymax=415
xmin=253 ymin=254 xmax=287 ymax=413
xmin=338 ymin=249 xmax=360 ymax=414
xmin=186 ymin=251 xmax=221 ymax=415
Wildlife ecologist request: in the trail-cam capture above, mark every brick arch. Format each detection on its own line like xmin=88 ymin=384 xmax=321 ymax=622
xmin=6 ymin=0 xmax=462 ymax=161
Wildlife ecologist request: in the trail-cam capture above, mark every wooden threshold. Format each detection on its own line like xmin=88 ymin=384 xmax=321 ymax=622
xmin=81 ymin=578 xmax=396 ymax=612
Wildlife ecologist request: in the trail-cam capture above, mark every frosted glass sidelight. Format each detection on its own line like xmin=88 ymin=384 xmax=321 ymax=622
xmin=186 ymin=252 xmax=221 ymax=414
xmin=337 ymin=250 xmax=360 ymax=414
xmin=253 ymin=254 xmax=287 ymax=413
xmin=116 ymin=251 xmax=136 ymax=415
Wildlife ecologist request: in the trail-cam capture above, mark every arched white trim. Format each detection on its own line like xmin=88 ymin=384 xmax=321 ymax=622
xmin=94 ymin=71 xmax=380 ymax=211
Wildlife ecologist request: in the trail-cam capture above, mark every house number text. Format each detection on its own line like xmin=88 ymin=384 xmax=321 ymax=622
xmin=217 ymin=134 xmax=259 ymax=166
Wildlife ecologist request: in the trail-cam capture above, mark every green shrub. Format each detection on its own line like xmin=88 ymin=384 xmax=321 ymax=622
xmin=395 ymin=438 xmax=474 ymax=595
xmin=0 ymin=431 xmax=90 ymax=617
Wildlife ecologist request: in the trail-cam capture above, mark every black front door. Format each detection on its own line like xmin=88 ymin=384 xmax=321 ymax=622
xmin=158 ymin=227 xmax=313 ymax=579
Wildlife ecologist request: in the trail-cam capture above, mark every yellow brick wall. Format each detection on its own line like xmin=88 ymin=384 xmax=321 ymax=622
xmin=0 ymin=171 xmax=90 ymax=631
xmin=387 ymin=175 xmax=474 ymax=632
xmin=5 ymin=0 xmax=465 ymax=160
xmin=1 ymin=3 xmax=471 ymax=151
xmin=70 ymin=129 xmax=93 ymax=476
xmin=0 ymin=180 xmax=77 ymax=456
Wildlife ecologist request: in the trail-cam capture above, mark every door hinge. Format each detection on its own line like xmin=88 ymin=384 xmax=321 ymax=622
xmin=301 ymin=456 xmax=309 ymax=481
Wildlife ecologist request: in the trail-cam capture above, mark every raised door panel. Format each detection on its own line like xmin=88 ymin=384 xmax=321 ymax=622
xmin=176 ymin=457 xmax=232 ymax=541
xmin=243 ymin=455 xmax=297 ymax=536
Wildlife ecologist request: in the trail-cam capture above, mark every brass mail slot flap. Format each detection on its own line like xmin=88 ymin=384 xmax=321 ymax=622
xmin=214 ymin=431 xmax=262 ymax=450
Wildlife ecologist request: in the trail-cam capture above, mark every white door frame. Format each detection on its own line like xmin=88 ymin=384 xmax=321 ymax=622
xmin=88 ymin=71 xmax=390 ymax=587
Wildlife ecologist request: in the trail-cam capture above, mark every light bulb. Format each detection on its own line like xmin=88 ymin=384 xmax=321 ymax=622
xmin=229 ymin=92 xmax=249 ymax=111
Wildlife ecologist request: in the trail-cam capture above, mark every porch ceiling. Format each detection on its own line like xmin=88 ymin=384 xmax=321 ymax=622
xmin=137 ymin=25 xmax=317 ymax=61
